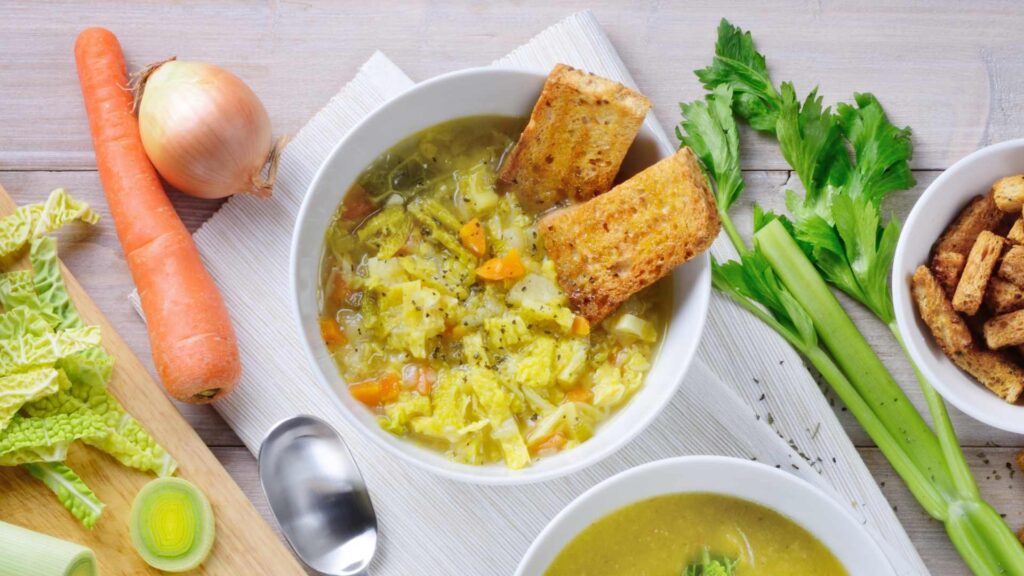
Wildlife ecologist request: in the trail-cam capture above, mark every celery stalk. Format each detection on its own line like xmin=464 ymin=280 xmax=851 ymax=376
xmin=754 ymin=219 xmax=1024 ymax=576
xmin=754 ymin=220 xmax=953 ymax=493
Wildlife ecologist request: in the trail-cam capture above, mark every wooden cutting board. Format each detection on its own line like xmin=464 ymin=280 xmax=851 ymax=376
xmin=0 ymin=185 xmax=306 ymax=576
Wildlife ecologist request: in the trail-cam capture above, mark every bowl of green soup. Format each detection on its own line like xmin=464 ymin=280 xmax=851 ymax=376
xmin=517 ymin=456 xmax=894 ymax=576
xmin=291 ymin=67 xmax=711 ymax=484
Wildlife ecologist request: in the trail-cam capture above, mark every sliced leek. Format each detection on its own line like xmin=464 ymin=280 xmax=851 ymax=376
xmin=130 ymin=477 xmax=215 ymax=572
xmin=0 ymin=520 xmax=96 ymax=576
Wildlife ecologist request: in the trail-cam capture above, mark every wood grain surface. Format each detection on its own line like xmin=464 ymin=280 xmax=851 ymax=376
xmin=3 ymin=2 xmax=1024 ymax=574
xmin=0 ymin=187 xmax=305 ymax=575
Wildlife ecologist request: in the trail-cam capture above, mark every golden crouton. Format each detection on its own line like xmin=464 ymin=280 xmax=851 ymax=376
xmin=994 ymin=175 xmax=1024 ymax=213
xmin=935 ymin=194 xmax=1006 ymax=255
xmin=930 ymin=251 xmax=966 ymax=298
xmin=984 ymin=309 xmax=1024 ymax=349
xmin=951 ymin=348 xmax=1024 ymax=403
xmin=1008 ymin=218 xmax=1024 ymax=244
xmin=952 ymin=231 xmax=1004 ymax=315
xmin=999 ymin=245 xmax=1024 ymax=287
xmin=912 ymin=266 xmax=974 ymax=355
xmin=498 ymin=64 xmax=652 ymax=212
xmin=539 ymin=147 xmax=719 ymax=323
xmin=985 ymin=277 xmax=1024 ymax=314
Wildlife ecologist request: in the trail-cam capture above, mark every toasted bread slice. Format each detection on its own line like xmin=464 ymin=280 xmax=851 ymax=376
xmin=935 ymin=194 xmax=1006 ymax=255
xmin=912 ymin=266 xmax=974 ymax=355
xmin=931 ymin=251 xmax=966 ymax=298
xmin=952 ymin=231 xmax=1004 ymax=315
xmin=985 ymin=277 xmax=1024 ymax=315
xmin=994 ymin=175 xmax=1024 ymax=213
xmin=999 ymin=244 xmax=1024 ymax=287
xmin=952 ymin=348 xmax=1024 ymax=403
xmin=498 ymin=64 xmax=652 ymax=212
xmin=539 ymin=147 xmax=719 ymax=323
xmin=984 ymin=309 xmax=1024 ymax=349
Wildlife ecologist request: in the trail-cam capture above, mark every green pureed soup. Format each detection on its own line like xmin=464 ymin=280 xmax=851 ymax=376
xmin=545 ymin=493 xmax=848 ymax=576
xmin=319 ymin=116 xmax=670 ymax=469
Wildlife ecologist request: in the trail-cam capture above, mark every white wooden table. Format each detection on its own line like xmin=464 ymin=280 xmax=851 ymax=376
xmin=3 ymin=2 xmax=1023 ymax=574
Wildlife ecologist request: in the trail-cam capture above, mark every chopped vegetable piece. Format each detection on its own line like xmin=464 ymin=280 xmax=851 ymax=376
xmin=459 ymin=218 xmax=487 ymax=257
xmin=0 ymin=188 xmax=99 ymax=262
xmin=0 ymin=519 xmax=98 ymax=576
xmin=683 ymin=549 xmax=738 ymax=576
xmin=0 ymin=368 xmax=60 ymax=431
xmin=23 ymin=463 xmax=105 ymax=530
xmin=611 ymin=313 xmax=658 ymax=342
xmin=341 ymin=183 xmax=378 ymax=222
xmin=319 ymin=318 xmax=346 ymax=348
xmin=564 ymin=387 xmax=593 ymax=404
xmin=530 ymin=432 xmax=567 ymax=453
xmin=570 ymin=315 xmax=591 ymax=336
xmin=476 ymin=249 xmax=526 ymax=281
xmin=130 ymin=477 xmax=215 ymax=573
xmin=349 ymin=373 xmax=399 ymax=407
xmin=0 ymin=326 xmax=101 ymax=378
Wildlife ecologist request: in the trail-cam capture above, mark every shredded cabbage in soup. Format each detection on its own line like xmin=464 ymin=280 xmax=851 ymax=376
xmin=319 ymin=116 xmax=666 ymax=469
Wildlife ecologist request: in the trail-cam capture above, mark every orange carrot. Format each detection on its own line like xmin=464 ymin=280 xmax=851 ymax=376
xmin=565 ymin=387 xmax=593 ymax=404
xmin=458 ymin=218 xmax=487 ymax=258
xmin=571 ymin=315 xmax=591 ymax=336
xmin=530 ymin=433 xmax=567 ymax=453
xmin=319 ymin=318 xmax=347 ymax=348
xmin=349 ymin=373 xmax=400 ymax=407
xmin=476 ymin=249 xmax=525 ymax=281
xmin=74 ymin=28 xmax=239 ymax=404
xmin=341 ymin=183 xmax=377 ymax=222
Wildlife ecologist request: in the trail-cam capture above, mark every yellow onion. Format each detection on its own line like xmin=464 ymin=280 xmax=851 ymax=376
xmin=135 ymin=58 xmax=283 ymax=198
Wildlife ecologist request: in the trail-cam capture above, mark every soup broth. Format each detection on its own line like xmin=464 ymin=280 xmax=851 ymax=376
xmin=545 ymin=493 xmax=847 ymax=576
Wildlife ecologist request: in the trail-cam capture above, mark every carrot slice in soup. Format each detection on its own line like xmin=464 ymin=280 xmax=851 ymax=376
xmin=459 ymin=218 xmax=487 ymax=257
xmin=476 ymin=249 xmax=525 ymax=281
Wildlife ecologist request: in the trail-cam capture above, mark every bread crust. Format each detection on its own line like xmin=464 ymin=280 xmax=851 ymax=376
xmin=934 ymin=194 xmax=1005 ymax=256
xmin=930 ymin=251 xmax=966 ymax=298
xmin=952 ymin=230 xmax=1004 ymax=315
xmin=912 ymin=265 xmax=974 ymax=355
xmin=539 ymin=147 xmax=719 ymax=323
xmin=993 ymin=175 xmax=1024 ymax=213
xmin=498 ymin=64 xmax=651 ymax=212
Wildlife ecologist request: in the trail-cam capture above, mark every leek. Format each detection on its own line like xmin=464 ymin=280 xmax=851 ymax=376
xmin=0 ymin=520 xmax=97 ymax=576
xmin=130 ymin=477 xmax=215 ymax=572
xmin=682 ymin=18 xmax=1024 ymax=575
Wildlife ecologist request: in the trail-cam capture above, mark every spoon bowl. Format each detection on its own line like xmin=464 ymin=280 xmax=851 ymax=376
xmin=259 ymin=415 xmax=377 ymax=576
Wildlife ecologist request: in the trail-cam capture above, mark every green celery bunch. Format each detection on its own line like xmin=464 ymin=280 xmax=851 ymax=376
xmin=680 ymin=19 xmax=1024 ymax=575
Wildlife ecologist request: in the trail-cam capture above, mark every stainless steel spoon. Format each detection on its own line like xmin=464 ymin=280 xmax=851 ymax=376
xmin=259 ymin=415 xmax=377 ymax=576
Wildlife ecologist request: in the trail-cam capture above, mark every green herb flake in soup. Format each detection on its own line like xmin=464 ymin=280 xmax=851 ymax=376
xmin=545 ymin=493 xmax=848 ymax=576
xmin=318 ymin=116 xmax=668 ymax=469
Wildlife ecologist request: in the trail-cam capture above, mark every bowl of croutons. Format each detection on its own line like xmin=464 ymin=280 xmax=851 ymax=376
xmin=894 ymin=139 xmax=1024 ymax=433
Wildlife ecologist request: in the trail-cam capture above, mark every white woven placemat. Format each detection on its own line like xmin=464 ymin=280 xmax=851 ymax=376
xmin=133 ymin=11 xmax=928 ymax=575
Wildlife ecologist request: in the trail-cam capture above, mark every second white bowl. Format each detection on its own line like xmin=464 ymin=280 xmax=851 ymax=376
xmin=893 ymin=139 xmax=1024 ymax=433
xmin=515 ymin=456 xmax=894 ymax=576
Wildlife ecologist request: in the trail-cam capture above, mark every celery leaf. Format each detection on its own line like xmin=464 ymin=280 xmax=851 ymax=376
xmin=695 ymin=19 xmax=781 ymax=132
xmin=678 ymin=84 xmax=743 ymax=213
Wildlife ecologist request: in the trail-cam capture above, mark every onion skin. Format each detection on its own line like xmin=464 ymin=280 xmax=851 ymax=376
xmin=138 ymin=61 xmax=274 ymax=199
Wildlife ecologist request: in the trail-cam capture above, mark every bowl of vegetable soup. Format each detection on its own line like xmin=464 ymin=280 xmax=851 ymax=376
xmin=291 ymin=66 xmax=713 ymax=484
xmin=517 ymin=456 xmax=893 ymax=576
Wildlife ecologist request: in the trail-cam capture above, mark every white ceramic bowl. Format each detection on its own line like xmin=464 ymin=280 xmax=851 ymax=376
xmin=515 ymin=456 xmax=894 ymax=575
xmin=894 ymin=139 xmax=1024 ymax=433
xmin=291 ymin=67 xmax=711 ymax=484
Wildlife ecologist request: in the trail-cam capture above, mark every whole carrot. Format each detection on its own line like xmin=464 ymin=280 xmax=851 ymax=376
xmin=74 ymin=28 xmax=239 ymax=403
